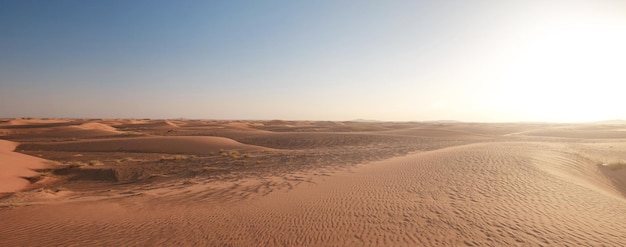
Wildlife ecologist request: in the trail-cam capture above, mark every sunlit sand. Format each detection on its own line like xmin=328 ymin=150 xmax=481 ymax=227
xmin=1 ymin=118 xmax=625 ymax=245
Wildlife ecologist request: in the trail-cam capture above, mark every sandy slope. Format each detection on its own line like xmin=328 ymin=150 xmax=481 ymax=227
xmin=2 ymin=120 xmax=626 ymax=246
xmin=113 ymin=120 xmax=180 ymax=129
xmin=4 ymin=119 xmax=71 ymax=126
xmin=0 ymin=140 xmax=50 ymax=192
xmin=18 ymin=136 xmax=272 ymax=154
xmin=1 ymin=141 xmax=625 ymax=246
xmin=0 ymin=121 xmax=121 ymax=140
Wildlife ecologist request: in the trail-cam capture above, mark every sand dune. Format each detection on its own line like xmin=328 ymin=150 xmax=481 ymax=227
xmin=380 ymin=127 xmax=486 ymax=138
xmin=72 ymin=122 xmax=119 ymax=132
xmin=2 ymin=119 xmax=84 ymax=132
xmin=1 ymin=119 xmax=626 ymax=246
xmin=0 ymin=122 xmax=122 ymax=140
xmin=517 ymin=128 xmax=626 ymax=139
xmin=190 ymin=142 xmax=624 ymax=246
xmin=115 ymin=120 xmax=180 ymax=129
xmin=5 ymin=119 xmax=71 ymax=126
xmin=0 ymin=140 xmax=51 ymax=192
xmin=18 ymin=136 xmax=272 ymax=154
xmin=2 ymin=142 xmax=626 ymax=245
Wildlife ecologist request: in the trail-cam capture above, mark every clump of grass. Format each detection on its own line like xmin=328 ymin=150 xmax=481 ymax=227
xmin=217 ymin=149 xmax=243 ymax=159
xmin=121 ymin=131 xmax=143 ymax=136
xmin=49 ymin=186 xmax=67 ymax=193
xmin=0 ymin=203 xmax=22 ymax=209
xmin=116 ymin=157 xmax=129 ymax=163
xmin=160 ymin=155 xmax=194 ymax=161
xmin=147 ymin=174 xmax=169 ymax=179
xmin=88 ymin=160 xmax=102 ymax=166
xmin=22 ymin=175 xmax=42 ymax=183
xmin=66 ymin=161 xmax=87 ymax=167
xmin=600 ymin=161 xmax=626 ymax=170
xmin=43 ymin=161 xmax=62 ymax=166
xmin=173 ymin=155 xmax=187 ymax=160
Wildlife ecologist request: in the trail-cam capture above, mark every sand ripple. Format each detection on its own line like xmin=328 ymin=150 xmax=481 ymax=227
xmin=2 ymin=142 xmax=625 ymax=246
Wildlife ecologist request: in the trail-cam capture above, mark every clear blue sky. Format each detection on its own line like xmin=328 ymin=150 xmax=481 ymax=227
xmin=1 ymin=0 xmax=625 ymax=122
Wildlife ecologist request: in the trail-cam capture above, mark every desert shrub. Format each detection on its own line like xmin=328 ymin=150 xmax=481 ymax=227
xmin=88 ymin=160 xmax=102 ymax=166
xmin=174 ymin=155 xmax=189 ymax=160
xmin=160 ymin=155 xmax=193 ymax=161
xmin=601 ymin=161 xmax=626 ymax=170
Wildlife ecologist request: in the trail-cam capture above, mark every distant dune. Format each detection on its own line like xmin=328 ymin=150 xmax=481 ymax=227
xmin=19 ymin=136 xmax=272 ymax=154
xmin=588 ymin=119 xmax=626 ymax=125
xmin=1 ymin=119 xmax=626 ymax=245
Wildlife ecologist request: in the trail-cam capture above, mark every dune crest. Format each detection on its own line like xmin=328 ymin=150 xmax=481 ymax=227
xmin=18 ymin=136 xmax=272 ymax=154
xmin=71 ymin=122 xmax=119 ymax=132
xmin=6 ymin=119 xmax=70 ymax=126
xmin=0 ymin=140 xmax=51 ymax=193
xmin=2 ymin=119 xmax=626 ymax=245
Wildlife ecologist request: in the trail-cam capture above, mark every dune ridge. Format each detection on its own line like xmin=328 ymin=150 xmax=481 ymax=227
xmin=2 ymin=142 xmax=626 ymax=246
xmin=0 ymin=140 xmax=51 ymax=193
xmin=18 ymin=136 xmax=272 ymax=154
xmin=1 ymin=119 xmax=626 ymax=246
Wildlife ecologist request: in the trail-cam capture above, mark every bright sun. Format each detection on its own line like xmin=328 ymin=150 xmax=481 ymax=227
xmin=493 ymin=6 xmax=626 ymax=122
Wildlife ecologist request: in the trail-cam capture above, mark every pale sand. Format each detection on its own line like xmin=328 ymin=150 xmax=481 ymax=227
xmin=0 ymin=140 xmax=50 ymax=192
xmin=1 ymin=120 xmax=626 ymax=246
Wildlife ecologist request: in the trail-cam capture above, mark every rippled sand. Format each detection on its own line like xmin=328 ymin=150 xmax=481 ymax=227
xmin=1 ymin=119 xmax=625 ymax=246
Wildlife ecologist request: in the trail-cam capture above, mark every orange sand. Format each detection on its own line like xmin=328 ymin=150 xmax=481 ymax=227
xmin=1 ymin=119 xmax=626 ymax=246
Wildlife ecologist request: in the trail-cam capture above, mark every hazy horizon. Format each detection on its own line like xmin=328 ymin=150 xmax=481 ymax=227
xmin=2 ymin=1 xmax=625 ymax=122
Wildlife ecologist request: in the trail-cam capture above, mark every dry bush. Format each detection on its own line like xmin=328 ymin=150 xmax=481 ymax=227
xmin=600 ymin=161 xmax=626 ymax=170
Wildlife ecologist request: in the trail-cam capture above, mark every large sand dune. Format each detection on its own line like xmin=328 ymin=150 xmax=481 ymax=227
xmin=1 ymin=119 xmax=626 ymax=246
xmin=0 ymin=140 xmax=51 ymax=192
xmin=19 ymin=136 xmax=272 ymax=154
xmin=0 ymin=121 xmax=121 ymax=140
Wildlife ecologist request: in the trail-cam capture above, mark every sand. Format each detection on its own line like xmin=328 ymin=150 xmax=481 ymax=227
xmin=0 ymin=140 xmax=51 ymax=193
xmin=1 ymin=119 xmax=626 ymax=246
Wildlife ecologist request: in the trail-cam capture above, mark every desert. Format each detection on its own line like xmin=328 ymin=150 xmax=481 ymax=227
xmin=1 ymin=118 xmax=625 ymax=246
xmin=4 ymin=0 xmax=626 ymax=246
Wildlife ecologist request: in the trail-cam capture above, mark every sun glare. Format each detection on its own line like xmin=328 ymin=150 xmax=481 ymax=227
xmin=495 ymin=9 xmax=626 ymax=122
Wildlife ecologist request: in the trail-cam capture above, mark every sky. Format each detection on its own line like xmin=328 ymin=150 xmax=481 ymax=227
xmin=1 ymin=0 xmax=625 ymax=122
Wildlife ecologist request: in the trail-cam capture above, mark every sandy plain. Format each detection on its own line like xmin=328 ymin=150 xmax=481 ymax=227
xmin=1 ymin=118 xmax=625 ymax=246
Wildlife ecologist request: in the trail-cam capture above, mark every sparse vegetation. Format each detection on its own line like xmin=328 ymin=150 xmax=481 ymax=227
xmin=49 ymin=186 xmax=67 ymax=193
xmin=88 ymin=160 xmax=102 ymax=166
xmin=66 ymin=161 xmax=88 ymax=167
xmin=116 ymin=157 xmax=129 ymax=163
xmin=43 ymin=160 xmax=63 ymax=166
xmin=121 ymin=131 xmax=143 ymax=136
xmin=159 ymin=155 xmax=194 ymax=161
xmin=570 ymin=148 xmax=626 ymax=171
xmin=217 ymin=149 xmax=243 ymax=159
xmin=0 ymin=203 xmax=23 ymax=209
xmin=599 ymin=161 xmax=626 ymax=170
